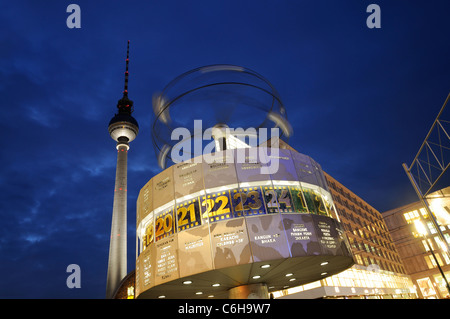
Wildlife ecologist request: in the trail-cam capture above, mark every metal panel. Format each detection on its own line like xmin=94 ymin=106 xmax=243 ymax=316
xmin=202 ymin=150 xmax=238 ymax=189
xmin=141 ymin=179 xmax=153 ymax=221
xmin=154 ymin=234 xmax=180 ymax=285
xmin=152 ymin=165 xmax=174 ymax=208
xmin=291 ymin=151 xmax=320 ymax=187
xmin=282 ymin=214 xmax=321 ymax=257
xmin=177 ymin=224 xmax=213 ymax=277
xmin=210 ymin=217 xmax=252 ymax=269
xmin=314 ymin=215 xmax=342 ymax=255
xmin=270 ymin=148 xmax=298 ymax=182
xmin=246 ymin=214 xmax=290 ymax=262
xmin=173 ymin=161 xmax=204 ymax=199
xmin=139 ymin=243 xmax=155 ymax=291
xmin=235 ymin=148 xmax=271 ymax=183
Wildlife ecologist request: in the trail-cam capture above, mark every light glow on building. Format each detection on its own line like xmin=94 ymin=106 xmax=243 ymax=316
xmin=272 ymin=264 xmax=416 ymax=299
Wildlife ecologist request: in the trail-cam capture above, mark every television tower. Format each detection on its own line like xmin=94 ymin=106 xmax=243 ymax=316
xmin=106 ymin=41 xmax=139 ymax=299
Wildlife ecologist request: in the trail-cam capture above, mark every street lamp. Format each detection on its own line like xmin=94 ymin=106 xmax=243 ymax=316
xmin=414 ymin=219 xmax=450 ymax=297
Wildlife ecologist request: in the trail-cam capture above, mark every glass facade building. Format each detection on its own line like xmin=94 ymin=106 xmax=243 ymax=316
xmin=273 ymin=264 xmax=414 ymax=299
xmin=383 ymin=187 xmax=450 ymax=299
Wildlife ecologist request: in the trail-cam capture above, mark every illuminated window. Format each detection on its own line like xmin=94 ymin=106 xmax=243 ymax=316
xmin=442 ymin=251 xmax=450 ymax=265
xmin=403 ymin=210 xmax=420 ymax=224
xmin=422 ymin=239 xmax=433 ymax=251
xmin=434 ymin=236 xmax=446 ymax=251
xmin=434 ymin=273 xmax=450 ymax=297
xmin=419 ymin=208 xmax=428 ymax=218
xmin=426 ymin=221 xmax=437 ymax=234
xmin=303 ymin=281 xmax=321 ymax=290
xmin=355 ymin=254 xmax=363 ymax=265
xmin=127 ymin=286 xmax=134 ymax=299
xmin=445 ymin=233 xmax=450 ymax=245
xmin=434 ymin=236 xmax=450 ymax=264
xmin=363 ymin=257 xmax=369 ymax=266
xmin=425 ymin=254 xmax=444 ymax=269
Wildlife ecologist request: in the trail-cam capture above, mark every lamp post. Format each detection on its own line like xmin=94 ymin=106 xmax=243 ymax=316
xmin=414 ymin=219 xmax=450 ymax=297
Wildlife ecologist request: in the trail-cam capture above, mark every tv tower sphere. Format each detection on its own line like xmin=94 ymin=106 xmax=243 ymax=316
xmin=108 ymin=113 xmax=139 ymax=146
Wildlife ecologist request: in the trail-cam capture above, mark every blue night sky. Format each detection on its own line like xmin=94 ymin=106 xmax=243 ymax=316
xmin=1 ymin=1 xmax=449 ymax=298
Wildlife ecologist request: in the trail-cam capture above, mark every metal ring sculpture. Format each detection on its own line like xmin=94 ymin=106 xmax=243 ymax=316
xmin=151 ymin=64 xmax=292 ymax=169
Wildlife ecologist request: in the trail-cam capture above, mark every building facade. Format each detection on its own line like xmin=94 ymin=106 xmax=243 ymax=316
xmin=325 ymin=173 xmax=407 ymax=275
xmin=383 ymin=188 xmax=450 ymax=299
xmin=274 ymin=172 xmax=416 ymax=299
